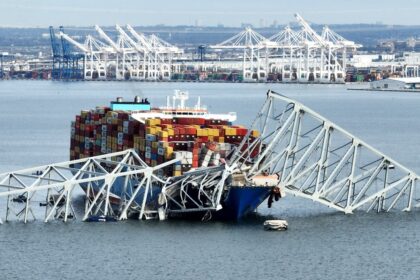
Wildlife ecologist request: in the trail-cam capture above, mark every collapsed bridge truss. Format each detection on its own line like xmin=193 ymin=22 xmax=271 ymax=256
xmin=0 ymin=150 xmax=231 ymax=223
xmin=231 ymin=91 xmax=420 ymax=213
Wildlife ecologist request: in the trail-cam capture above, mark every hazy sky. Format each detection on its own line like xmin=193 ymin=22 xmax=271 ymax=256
xmin=1 ymin=0 xmax=420 ymax=27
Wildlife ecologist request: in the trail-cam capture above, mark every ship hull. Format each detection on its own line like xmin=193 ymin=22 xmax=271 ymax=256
xmin=216 ymin=186 xmax=271 ymax=220
xmin=79 ymin=176 xmax=271 ymax=220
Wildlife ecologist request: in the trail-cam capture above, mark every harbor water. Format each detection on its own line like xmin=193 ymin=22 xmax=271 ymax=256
xmin=1 ymin=81 xmax=420 ymax=279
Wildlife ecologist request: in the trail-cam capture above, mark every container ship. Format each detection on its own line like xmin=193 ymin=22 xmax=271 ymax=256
xmin=70 ymin=91 xmax=276 ymax=220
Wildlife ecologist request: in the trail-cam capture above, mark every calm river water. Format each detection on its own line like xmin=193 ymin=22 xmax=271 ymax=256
xmin=0 ymin=81 xmax=420 ymax=279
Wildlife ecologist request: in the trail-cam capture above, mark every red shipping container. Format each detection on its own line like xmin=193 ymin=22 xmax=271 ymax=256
xmin=195 ymin=118 xmax=205 ymax=125
xmin=186 ymin=127 xmax=196 ymax=134
xmin=236 ymin=128 xmax=248 ymax=136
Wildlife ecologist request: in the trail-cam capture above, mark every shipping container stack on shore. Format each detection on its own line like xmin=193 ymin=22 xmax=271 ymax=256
xmin=70 ymin=106 xmax=260 ymax=177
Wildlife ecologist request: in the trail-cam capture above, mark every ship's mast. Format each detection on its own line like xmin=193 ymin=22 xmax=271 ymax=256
xmin=172 ymin=90 xmax=189 ymax=109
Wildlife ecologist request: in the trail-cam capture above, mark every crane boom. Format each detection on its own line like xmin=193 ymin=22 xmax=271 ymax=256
xmin=115 ymin=24 xmax=146 ymax=53
xmin=294 ymin=13 xmax=329 ymax=47
xmin=59 ymin=32 xmax=89 ymax=53
xmin=126 ymin=24 xmax=152 ymax=51
xmin=94 ymin=25 xmax=121 ymax=52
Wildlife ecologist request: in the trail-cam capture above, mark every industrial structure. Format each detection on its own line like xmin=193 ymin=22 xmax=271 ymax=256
xmin=51 ymin=14 xmax=361 ymax=83
xmin=50 ymin=26 xmax=84 ymax=80
xmin=52 ymin=24 xmax=183 ymax=81
xmin=209 ymin=13 xmax=361 ymax=82
xmin=0 ymin=91 xmax=419 ymax=224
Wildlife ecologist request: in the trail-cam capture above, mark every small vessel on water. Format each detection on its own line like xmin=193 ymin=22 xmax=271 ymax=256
xmin=70 ymin=90 xmax=276 ymax=220
xmin=263 ymin=220 xmax=288 ymax=231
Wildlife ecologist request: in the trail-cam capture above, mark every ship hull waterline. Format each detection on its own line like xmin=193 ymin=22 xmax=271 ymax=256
xmin=79 ymin=175 xmax=272 ymax=221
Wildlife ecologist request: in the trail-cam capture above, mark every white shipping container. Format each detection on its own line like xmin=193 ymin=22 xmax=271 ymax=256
xmin=185 ymin=152 xmax=193 ymax=159
xmin=173 ymin=151 xmax=183 ymax=159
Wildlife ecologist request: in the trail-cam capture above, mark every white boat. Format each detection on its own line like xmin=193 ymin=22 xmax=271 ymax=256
xmin=263 ymin=220 xmax=288 ymax=231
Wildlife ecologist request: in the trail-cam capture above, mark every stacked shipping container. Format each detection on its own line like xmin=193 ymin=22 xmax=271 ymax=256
xmin=70 ymin=106 xmax=260 ymax=177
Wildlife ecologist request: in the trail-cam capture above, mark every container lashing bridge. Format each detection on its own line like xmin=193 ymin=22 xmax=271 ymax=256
xmin=1 ymin=91 xmax=419 ymax=224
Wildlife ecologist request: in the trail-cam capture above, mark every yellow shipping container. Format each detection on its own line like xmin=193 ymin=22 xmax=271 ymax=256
xmin=146 ymin=127 xmax=157 ymax=135
xmin=159 ymin=131 xmax=169 ymax=138
xmin=209 ymin=128 xmax=219 ymax=137
xmin=81 ymin=110 xmax=89 ymax=118
xmin=173 ymin=170 xmax=182 ymax=177
xmin=251 ymin=130 xmax=260 ymax=137
xmin=152 ymin=142 xmax=159 ymax=149
xmin=165 ymin=146 xmax=174 ymax=158
xmin=218 ymin=137 xmax=225 ymax=143
xmin=197 ymin=128 xmax=208 ymax=137
xmin=225 ymin=128 xmax=237 ymax=136
xmin=166 ymin=129 xmax=174 ymax=136
xmin=146 ymin=118 xmax=161 ymax=126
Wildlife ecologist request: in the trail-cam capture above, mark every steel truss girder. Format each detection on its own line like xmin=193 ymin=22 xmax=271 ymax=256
xmin=0 ymin=150 xmax=180 ymax=223
xmin=231 ymin=90 xmax=420 ymax=214
xmin=0 ymin=147 xmax=237 ymax=224
xmin=159 ymin=164 xmax=235 ymax=219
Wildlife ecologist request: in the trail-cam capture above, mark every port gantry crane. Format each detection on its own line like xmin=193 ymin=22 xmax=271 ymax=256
xmin=209 ymin=27 xmax=270 ymax=82
xmin=209 ymin=14 xmax=360 ymax=83
xmin=59 ymin=32 xmax=109 ymax=80
xmin=58 ymin=25 xmax=181 ymax=81
xmin=94 ymin=25 xmax=138 ymax=80
xmin=0 ymin=91 xmax=419 ymax=224
xmin=268 ymin=25 xmax=300 ymax=82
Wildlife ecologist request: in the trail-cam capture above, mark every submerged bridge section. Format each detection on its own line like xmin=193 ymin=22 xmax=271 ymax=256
xmin=232 ymin=91 xmax=420 ymax=213
xmin=0 ymin=92 xmax=419 ymax=224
